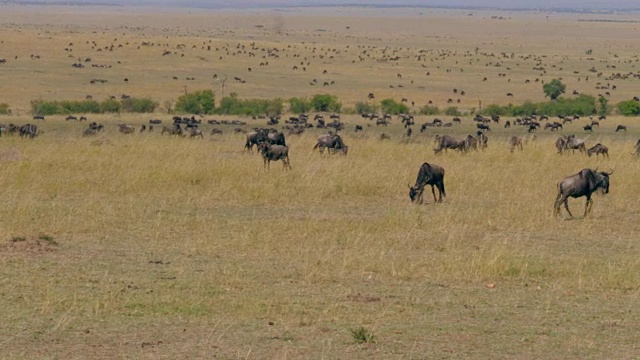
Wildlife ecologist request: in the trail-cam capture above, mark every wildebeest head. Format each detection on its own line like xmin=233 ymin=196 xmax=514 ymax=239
xmin=408 ymin=184 xmax=423 ymax=202
xmin=595 ymin=169 xmax=612 ymax=194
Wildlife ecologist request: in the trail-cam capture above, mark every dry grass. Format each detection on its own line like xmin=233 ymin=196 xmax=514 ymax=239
xmin=0 ymin=5 xmax=639 ymax=359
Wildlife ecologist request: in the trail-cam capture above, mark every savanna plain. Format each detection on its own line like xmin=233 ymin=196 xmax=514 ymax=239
xmin=0 ymin=4 xmax=639 ymax=359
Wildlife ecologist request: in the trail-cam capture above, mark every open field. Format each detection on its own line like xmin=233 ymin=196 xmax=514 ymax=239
xmin=1 ymin=4 xmax=640 ymax=359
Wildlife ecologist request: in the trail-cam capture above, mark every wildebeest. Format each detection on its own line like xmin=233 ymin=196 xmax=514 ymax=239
xmin=476 ymin=123 xmax=491 ymax=131
xmin=504 ymin=120 xmax=511 ymax=128
xmin=313 ymin=132 xmax=348 ymax=155
xmin=555 ymin=137 xmax=567 ymax=154
xmin=19 ymin=124 xmax=38 ymax=139
xmin=408 ymin=162 xmax=446 ymax=204
xmin=189 ymin=127 xmax=204 ymax=139
xmin=587 ymin=143 xmax=609 ymax=158
xmin=118 ymin=124 xmax=135 ymax=134
xmin=583 ymin=124 xmax=593 ymax=133
xmin=258 ymin=143 xmax=292 ymax=170
xmin=477 ymin=131 xmax=488 ymax=149
xmin=563 ymin=135 xmax=586 ymax=154
xmin=354 ymin=125 xmax=363 ymax=132
xmin=509 ymin=136 xmax=523 ymax=152
xmin=634 ymin=139 xmax=640 ymax=156
xmin=211 ymin=128 xmax=223 ymax=135
xmin=161 ymin=124 xmax=183 ymax=137
xmin=615 ymin=125 xmax=627 ymax=132
xmin=33 ymin=115 xmax=45 ymax=121
xmin=434 ymin=135 xmax=466 ymax=154
xmin=554 ymin=168 xmax=612 ymax=218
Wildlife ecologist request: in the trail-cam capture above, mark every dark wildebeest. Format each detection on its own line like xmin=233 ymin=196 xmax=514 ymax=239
xmin=33 ymin=115 xmax=45 ymax=121
xmin=19 ymin=124 xmax=38 ymax=139
xmin=587 ymin=143 xmax=609 ymax=158
xmin=615 ymin=125 xmax=627 ymax=132
xmin=354 ymin=125 xmax=363 ymax=132
xmin=553 ymin=168 xmax=612 ymax=218
xmin=510 ymin=136 xmax=524 ymax=152
xmin=504 ymin=120 xmax=511 ymax=128
xmin=258 ymin=143 xmax=292 ymax=170
xmin=161 ymin=124 xmax=183 ymax=137
xmin=211 ymin=128 xmax=223 ymax=135
xmin=313 ymin=132 xmax=347 ymax=155
xmin=634 ymin=139 xmax=640 ymax=157
xmin=408 ymin=162 xmax=446 ymax=204
xmin=434 ymin=135 xmax=466 ymax=154
xmin=265 ymin=130 xmax=286 ymax=146
xmin=476 ymin=123 xmax=491 ymax=132
xmin=118 ymin=124 xmax=135 ymax=134
xmin=583 ymin=124 xmax=593 ymax=133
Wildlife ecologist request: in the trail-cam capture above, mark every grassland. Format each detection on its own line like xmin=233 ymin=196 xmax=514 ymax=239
xmin=0 ymin=4 xmax=639 ymax=359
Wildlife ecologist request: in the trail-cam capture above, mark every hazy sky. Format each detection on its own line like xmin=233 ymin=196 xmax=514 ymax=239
xmin=27 ymin=0 xmax=640 ymax=9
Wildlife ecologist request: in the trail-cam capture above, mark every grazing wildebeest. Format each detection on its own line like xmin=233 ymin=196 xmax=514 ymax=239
xmin=354 ymin=125 xmax=363 ymax=132
xmin=509 ymin=136 xmax=523 ymax=153
xmin=19 ymin=124 xmax=38 ymax=139
xmin=434 ymin=135 xmax=466 ymax=154
xmin=583 ymin=124 xmax=593 ymax=133
xmin=504 ymin=120 xmax=511 ymax=128
xmin=258 ymin=142 xmax=292 ymax=170
xmin=465 ymin=135 xmax=478 ymax=151
xmin=211 ymin=128 xmax=223 ymax=135
xmin=313 ymin=132 xmax=347 ymax=155
xmin=118 ymin=124 xmax=135 ymax=134
xmin=244 ymin=130 xmax=264 ymax=152
xmin=587 ymin=143 xmax=609 ymax=158
xmin=66 ymin=115 xmax=78 ymax=121
xmin=564 ymin=135 xmax=586 ymax=154
xmin=149 ymin=119 xmax=162 ymax=124
xmin=408 ymin=162 xmax=446 ymax=204
xmin=33 ymin=115 xmax=45 ymax=121
xmin=615 ymin=125 xmax=627 ymax=132
xmin=476 ymin=123 xmax=491 ymax=132
xmin=189 ymin=127 xmax=204 ymax=139
xmin=266 ymin=130 xmax=286 ymax=146
xmin=554 ymin=168 xmax=612 ymax=218
xmin=162 ymin=124 xmax=183 ymax=137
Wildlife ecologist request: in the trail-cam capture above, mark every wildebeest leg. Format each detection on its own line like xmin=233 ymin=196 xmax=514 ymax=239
xmin=430 ymin=185 xmax=437 ymax=203
xmin=563 ymin=198 xmax=574 ymax=218
xmin=553 ymin=193 xmax=563 ymax=216
xmin=584 ymin=196 xmax=593 ymax=217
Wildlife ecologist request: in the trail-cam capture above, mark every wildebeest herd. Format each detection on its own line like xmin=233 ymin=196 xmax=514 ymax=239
xmin=1 ymin=112 xmax=636 ymax=219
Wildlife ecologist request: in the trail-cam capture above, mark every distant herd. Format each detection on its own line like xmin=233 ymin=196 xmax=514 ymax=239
xmin=1 ymin=112 xmax=638 ymax=219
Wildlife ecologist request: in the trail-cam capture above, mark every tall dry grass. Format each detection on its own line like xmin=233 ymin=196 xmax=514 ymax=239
xmin=0 ymin=114 xmax=638 ymax=358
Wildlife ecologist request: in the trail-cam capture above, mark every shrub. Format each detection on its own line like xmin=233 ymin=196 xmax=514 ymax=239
xmin=380 ymin=98 xmax=408 ymax=115
xmin=0 ymin=103 xmax=11 ymax=115
xmin=354 ymin=101 xmax=378 ymax=114
xmin=419 ymin=105 xmax=440 ymax=115
xmin=543 ymin=78 xmax=566 ymax=100
xmin=175 ymin=90 xmax=215 ymax=115
xmin=217 ymin=93 xmax=283 ymax=116
xmin=121 ymin=97 xmax=158 ymax=113
xmin=288 ymin=97 xmax=311 ymax=114
xmin=444 ymin=106 xmax=461 ymax=116
xmin=617 ymin=100 xmax=640 ymax=116
xmin=310 ymin=94 xmax=341 ymax=112
xmin=100 ymin=99 xmax=122 ymax=113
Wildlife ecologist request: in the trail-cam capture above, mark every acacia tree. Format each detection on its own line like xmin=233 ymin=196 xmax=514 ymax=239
xmin=543 ymin=79 xmax=566 ymax=101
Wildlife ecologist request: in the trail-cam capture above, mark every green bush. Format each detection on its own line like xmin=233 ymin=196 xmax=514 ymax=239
xmin=288 ymin=97 xmax=311 ymax=114
xmin=444 ymin=106 xmax=461 ymax=116
xmin=380 ymin=98 xmax=408 ymax=115
xmin=310 ymin=94 xmax=341 ymax=112
xmin=0 ymin=103 xmax=11 ymax=115
xmin=121 ymin=98 xmax=158 ymax=113
xmin=617 ymin=100 xmax=640 ymax=116
xmin=419 ymin=105 xmax=440 ymax=115
xmin=217 ymin=93 xmax=283 ymax=116
xmin=100 ymin=99 xmax=122 ymax=113
xmin=354 ymin=101 xmax=378 ymax=114
xmin=175 ymin=90 xmax=215 ymax=115
xmin=480 ymin=95 xmax=596 ymax=117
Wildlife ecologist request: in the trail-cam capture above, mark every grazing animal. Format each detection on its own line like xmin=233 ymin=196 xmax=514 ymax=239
xmin=587 ymin=143 xmax=609 ymax=158
xmin=189 ymin=127 xmax=204 ymax=139
xmin=555 ymin=137 xmax=567 ymax=154
xmin=19 ymin=124 xmax=38 ymax=139
xmin=258 ymin=143 xmax=292 ymax=170
xmin=476 ymin=123 xmax=491 ymax=131
xmin=583 ymin=124 xmax=593 ymax=133
xmin=313 ymin=132 xmax=347 ymax=155
xmin=211 ymin=128 xmax=223 ymax=135
xmin=564 ymin=135 xmax=587 ymax=154
xmin=434 ymin=135 xmax=466 ymax=154
xmin=118 ymin=124 xmax=135 ymax=134
xmin=408 ymin=162 xmax=446 ymax=204
xmin=510 ymin=136 xmax=523 ymax=152
xmin=477 ymin=131 xmax=488 ymax=149
xmin=504 ymin=120 xmax=511 ymax=128
xmin=554 ymin=168 xmax=612 ymax=218
xmin=615 ymin=125 xmax=627 ymax=132
xmin=354 ymin=125 xmax=363 ymax=132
